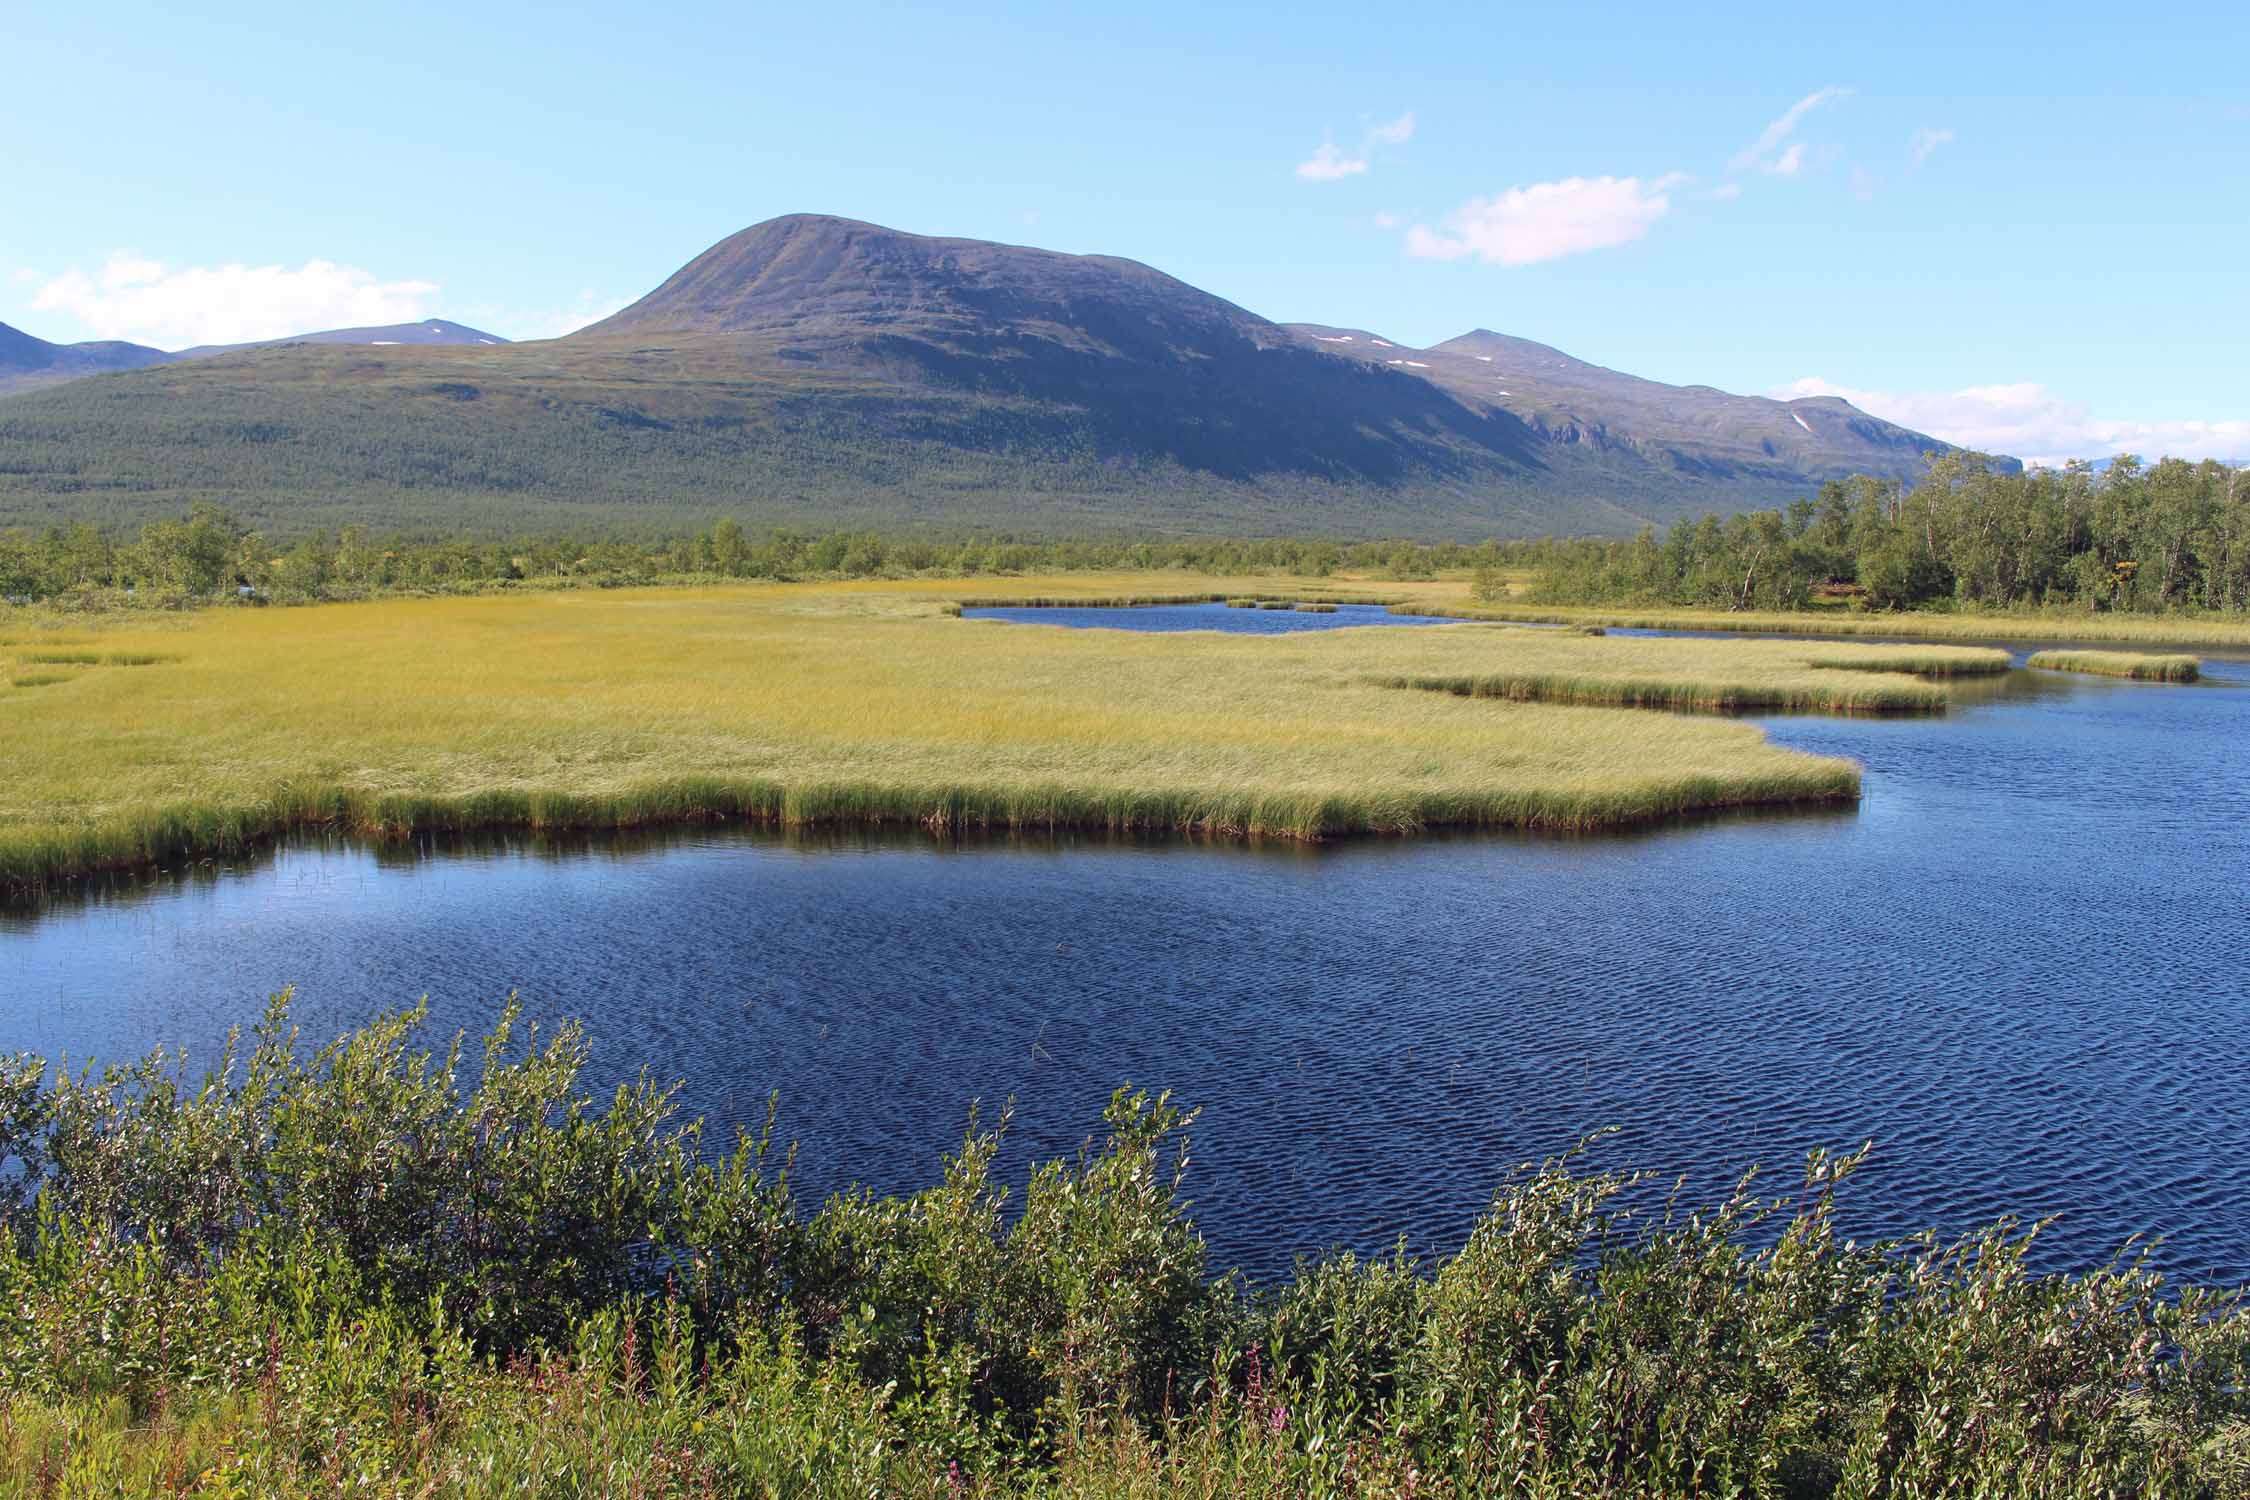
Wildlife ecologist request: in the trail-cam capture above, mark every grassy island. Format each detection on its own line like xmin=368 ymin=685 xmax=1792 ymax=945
xmin=0 ymin=575 xmax=2028 ymax=898
xmin=1 ymin=999 xmax=2245 ymax=1496
xmin=2027 ymin=649 xmax=2202 ymax=681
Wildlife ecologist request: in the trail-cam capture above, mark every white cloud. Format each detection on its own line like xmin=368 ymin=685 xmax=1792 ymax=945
xmin=1296 ymin=143 xmax=1369 ymax=181
xmin=1909 ymin=127 xmax=1956 ymax=167
xmin=1765 ymin=143 xmax=1807 ymax=177
xmin=1712 ymin=182 xmax=1743 ymax=201
xmin=1405 ymin=174 xmax=1682 ymax=267
xmin=1368 ymin=110 xmax=1416 ymax=146
xmin=1731 ymin=86 xmax=1851 ymax=174
xmin=31 ymin=255 xmax=440 ymax=349
xmin=1370 ymin=210 xmax=1401 ymax=228
xmin=1772 ymin=376 xmax=2250 ymax=468
xmin=1295 ymin=110 xmax=1415 ymax=181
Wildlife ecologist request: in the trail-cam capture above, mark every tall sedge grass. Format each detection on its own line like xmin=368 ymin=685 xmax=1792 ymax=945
xmin=0 ymin=578 xmax=2002 ymax=898
xmin=1417 ymin=600 xmax=2250 ymax=647
xmin=2027 ymin=649 xmax=2201 ymax=681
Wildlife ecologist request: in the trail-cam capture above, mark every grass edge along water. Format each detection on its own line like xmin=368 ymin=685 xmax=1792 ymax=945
xmin=2027 ymin=649 xmax=2202 ymax=681
xmin=0 ymin=583 xmax=2032 ymax=901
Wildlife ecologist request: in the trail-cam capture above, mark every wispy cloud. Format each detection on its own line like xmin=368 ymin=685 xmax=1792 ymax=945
xmin=1731 ymin=86 xmax=1851 ymax=174
xmin=1774 ymin=376 xmax=2250 ymax=468
xmin=1295 ymin=110 xmax=1416 ymax=181
xmin=1295 ymin=143 xmax=1368 ymax=181
xmin=1908 ymin=127 xmax=1956 ymax=168
xmin=31 ymin=255 xmax=439 ymax=349
xmin=1405 ymin=174 xmax=1683 ymax=267
xmin=1367 ymin=110 xmax=1416 ymax=147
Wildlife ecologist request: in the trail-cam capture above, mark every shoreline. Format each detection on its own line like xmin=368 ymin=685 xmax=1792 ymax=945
xmin=0 ymin=769 xmax=1862 ymax=906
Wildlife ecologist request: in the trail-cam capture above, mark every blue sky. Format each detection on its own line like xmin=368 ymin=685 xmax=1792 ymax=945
xmin=4 ymin=0 xmax=2243 ymax=465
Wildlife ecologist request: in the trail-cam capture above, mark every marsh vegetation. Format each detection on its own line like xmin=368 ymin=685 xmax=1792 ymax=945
xmin=2027 ymin=649 xmax=2202 ymax=681
xmin=1 ymin=998 xmax=2245 ymax=1497
xmin=0 ymin=577 xmax=2009 ymax=897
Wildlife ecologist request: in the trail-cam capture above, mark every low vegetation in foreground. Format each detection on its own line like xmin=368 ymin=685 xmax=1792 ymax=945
xmin=0 ymin=576 xmax=2028 ymax=898
xmin=2027 ymin=649 xmax=2203 ymax=681
xmin=1 ymin=998 xmax=2245 ymax=1497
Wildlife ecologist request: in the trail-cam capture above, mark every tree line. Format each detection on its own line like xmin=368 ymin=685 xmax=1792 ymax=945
xmin=0 ymin=506 xmax=1489 ymax=606
xmin=1509 ymin=454 xmax=2250 ymax=614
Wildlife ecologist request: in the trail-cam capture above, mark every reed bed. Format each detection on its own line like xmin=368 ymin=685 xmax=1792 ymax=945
xmin=2027 ymin=648 xmax=2202 ymax=681
xmin=1294 ymin=602 xmax=1338 ymax=613
xmin=1370 ymin=637 xmax=2006 ymax=715
xmin=1802 ymin=647 xmax=2014 ymax=677
xmin=1416 ymin=600 xmax=2250 ymax=647
xmin=1380 ymin=670 xmax=1951 ymax=715
xmin=0 ymin=580 xmax=1933 ymax=898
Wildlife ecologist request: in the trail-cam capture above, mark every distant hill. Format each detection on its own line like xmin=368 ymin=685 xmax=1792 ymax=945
xmin=0 ymin=322 xmax=173 ymax=397
xmin=0 ymin=215 xmax=1987 ymax=539
xmin=174 ymin=319 xmax=508 ymax=359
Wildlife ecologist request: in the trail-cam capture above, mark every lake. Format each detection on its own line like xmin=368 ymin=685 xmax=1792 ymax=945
xmin=963 ymin=600 xmax=1464 ymax=631
xmin=5 ymin=617 xmax=2246 ymax=1282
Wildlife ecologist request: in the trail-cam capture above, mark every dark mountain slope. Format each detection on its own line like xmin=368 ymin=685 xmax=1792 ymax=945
xmin=0 ymin=215 xmax=1980 ymax=538
xmin=0 ymin=322 xmax=174 ymax=397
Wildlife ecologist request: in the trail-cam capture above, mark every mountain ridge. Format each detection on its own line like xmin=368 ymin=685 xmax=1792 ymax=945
xmin=0 ymin=214 xmax=1997 ymax=538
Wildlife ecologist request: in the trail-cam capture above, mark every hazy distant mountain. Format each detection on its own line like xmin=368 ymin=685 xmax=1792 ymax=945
xmin=175 ymin=319 xmax=508 ymax=359
xmin=0 ymin=321 xmax=173 ymax=397
xmin=0 ymin=215 xmax=1985 ymax=538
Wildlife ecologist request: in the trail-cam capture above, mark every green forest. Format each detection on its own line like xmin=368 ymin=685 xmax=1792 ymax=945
xmin=4 ymin=452 xmax=2246 ymax=620
xmin=1510 ymin=453 xmax=2250 ymax=615
xmin=0 ymin=509 xmax=1471 ymax=607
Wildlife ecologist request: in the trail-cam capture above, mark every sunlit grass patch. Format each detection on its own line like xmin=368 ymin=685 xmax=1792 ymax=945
xmin=2028 ymin=649 xmax=2201 ymax=681
xmin=1422 ymin=600 xmax=2250 ymax=647
xmin=1802 ymin=646 xmax=2013 ymax=677
xmin=0 ymin=578 xmax=1901 ymax=897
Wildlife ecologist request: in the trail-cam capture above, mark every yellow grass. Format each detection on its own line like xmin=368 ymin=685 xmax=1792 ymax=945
xmin=2026 ymin=649 xmax=2201 ymax=681
xmin=1408 ymin=595 xmax=2250 ymax=647
xmin=0 ymin=576 xmax=2015 ymax=895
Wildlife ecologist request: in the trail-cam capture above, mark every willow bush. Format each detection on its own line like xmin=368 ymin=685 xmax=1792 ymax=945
xmin=2 ymin=997 xmax=2247 ymax=1495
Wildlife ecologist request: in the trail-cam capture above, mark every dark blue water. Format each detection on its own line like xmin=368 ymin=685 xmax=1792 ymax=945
xmin=964 ymin=601 xmax=1462 ymax=632
xmin=5 ymin=640 xmax=2247 ymax=1283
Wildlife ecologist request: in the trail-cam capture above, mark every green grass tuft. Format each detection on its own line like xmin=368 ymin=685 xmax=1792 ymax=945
xmin=2027 ymin=649 xmax=2201 ymax=681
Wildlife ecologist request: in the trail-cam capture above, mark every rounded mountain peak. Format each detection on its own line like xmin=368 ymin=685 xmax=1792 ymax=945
xmin=578 ymin=213 xmax=1274 ymax=346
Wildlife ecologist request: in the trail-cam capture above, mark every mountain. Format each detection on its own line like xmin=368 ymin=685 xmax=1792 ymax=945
xmin=0 ymin=318 xmax=508 ymax=396
xmin=0 ymin=215 xmax=1984 ymax=538
xmin=0 ymin=322 xmax=173 ymax=397
xmin=174 ymin=319 xmax=508 ymax=359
